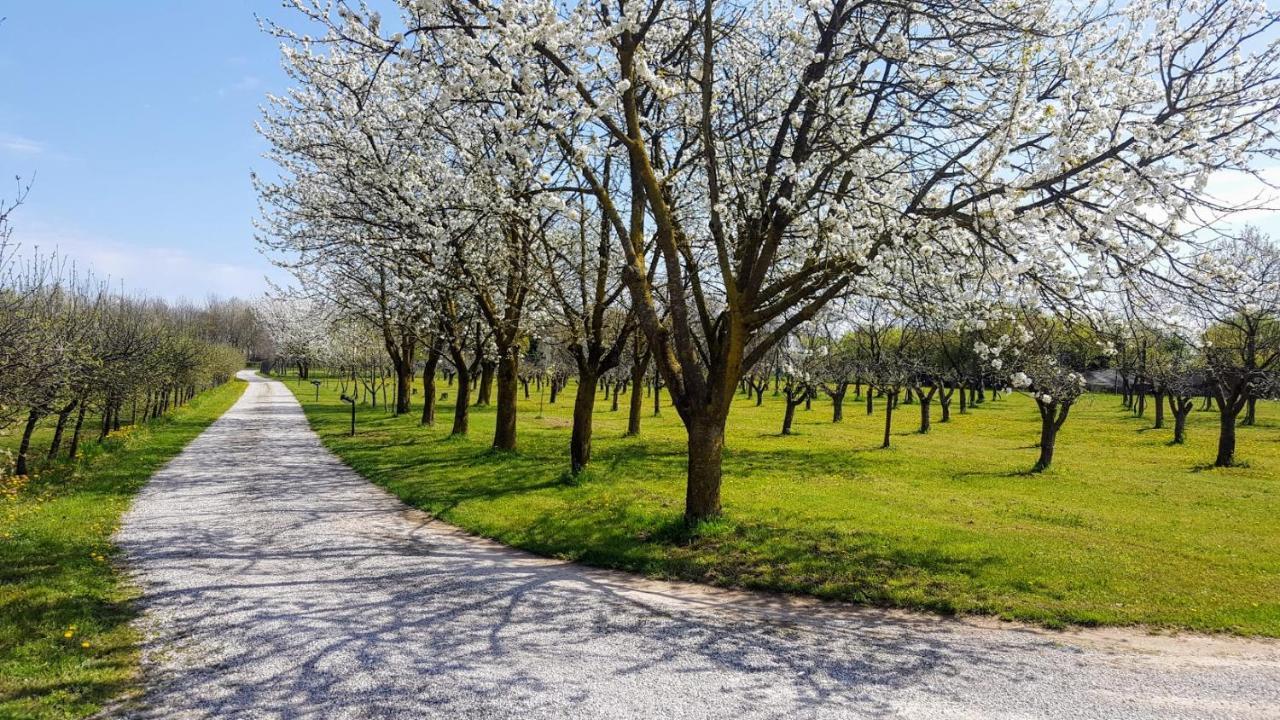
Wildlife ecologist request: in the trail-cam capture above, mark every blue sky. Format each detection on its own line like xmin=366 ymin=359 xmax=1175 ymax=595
xmin=0 ymin=1 xmax=294 ymax=300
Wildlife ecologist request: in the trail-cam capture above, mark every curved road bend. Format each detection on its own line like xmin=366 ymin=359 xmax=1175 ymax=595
xmin=116 ymin=371 xmax=1280 ymax=719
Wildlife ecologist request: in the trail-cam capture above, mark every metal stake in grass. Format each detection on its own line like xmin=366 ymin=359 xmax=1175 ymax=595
xmin=339 ymin=393 xmax=356 ymax=436
xmin=310 ymin=379 xmax=321 ymax=402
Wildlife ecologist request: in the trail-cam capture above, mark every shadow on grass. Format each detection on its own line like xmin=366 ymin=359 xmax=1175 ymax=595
xmin=0 ymin=381 xmax=245 ymax=718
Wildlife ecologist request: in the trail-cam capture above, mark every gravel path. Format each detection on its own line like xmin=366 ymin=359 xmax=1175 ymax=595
xmin=116 ymin=371 xmax=1280 ymax=719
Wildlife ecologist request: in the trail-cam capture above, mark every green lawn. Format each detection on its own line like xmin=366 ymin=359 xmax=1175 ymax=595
xmin=0 ymin=380 xmax=246 ymax=720
xmin=287 ymin=373 xmax=1280 ymax=636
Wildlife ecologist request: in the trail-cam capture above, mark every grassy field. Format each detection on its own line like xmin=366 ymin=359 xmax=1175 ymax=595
xmin=286 ymin=373 xmax=1280 ymax=637
xmin=0 ymin=380 xmax=246 ymax=720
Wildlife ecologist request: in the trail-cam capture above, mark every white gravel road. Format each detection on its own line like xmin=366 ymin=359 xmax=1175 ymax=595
xmin=115 ymin=371 xmax=1280 ymax=719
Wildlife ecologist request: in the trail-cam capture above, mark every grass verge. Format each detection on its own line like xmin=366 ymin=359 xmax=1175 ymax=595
xmin=286 ymin=374 xmax=1280 ymax=636
xmin=0 ymin=380 xmax=246 ymax=720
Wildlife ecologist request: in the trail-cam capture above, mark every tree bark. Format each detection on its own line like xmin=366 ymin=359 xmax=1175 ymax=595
xmin=421 ymin=353 xmax=440 ymax=426
xmin=15 ymin=409 xmax=40 ymax=476
xmin=1034 ymin=410 xmax=1058 ymax=471
xmin=68 ymin=402 xmax=88 ymax=460
xmin=1152 ymin=390 xmax=1164 ymax=429
xmin=1215 ymin=399 xmax=1240 ymax=467
xmin=1170 ymin=395 xmax=1190 ymax=445
xmin=475 ymin=360 xmax=496 ymax=407
xmin=685 ymin=417 xmax=726 ymax=523
xmin=449 ymin=351 xmax=471 ymax=436
xmin=570 ymin=369 xmax=598 ymax=473
xmin=1033 ymin=402 xmax=1071 ymax=472
xmin=47 ymin=400 xmax=78 ymax=461
xmin=781 ymin=391 xmax=804 ymax=435
xmin=626 ymin=351 xmax=649 ymax=436
xmin=881 ymin=391 xmax=896 ymax=448
xmin=395 ymin=356 xmax=414 ymax=416
xmin=492 ymin=352 xmax=518 ymax=451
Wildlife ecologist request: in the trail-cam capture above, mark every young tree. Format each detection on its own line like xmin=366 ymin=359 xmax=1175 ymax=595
xmin=533 ymin=190 xmax=636 ymax=473
xmin=989 ymin=316 xmax=1097 ymax=472
xmin=1180 ymin=231 xmax=1280 ymax=466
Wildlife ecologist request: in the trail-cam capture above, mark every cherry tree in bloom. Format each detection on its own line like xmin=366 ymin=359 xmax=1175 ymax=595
xmin=531 ymin=189 xmax=639 ymax=474
xmin=979 ymin=312 xmax=1101 ymax=472
xmin=269 ymin=0 xmax=1280 ymax=522
xmin=256 ymin=295 xmax=335 ymax=379
xmin=1143 ymin=228 xmax=1280 ymax=466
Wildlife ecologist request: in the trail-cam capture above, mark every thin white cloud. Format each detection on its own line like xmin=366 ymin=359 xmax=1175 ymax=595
xmin=218 ymin=75 xmax=262 ymax=98
xmin=0 ymin=133 xmax=43 ymax=155
xmin=10 ymin=220 xmax=282 ymax=301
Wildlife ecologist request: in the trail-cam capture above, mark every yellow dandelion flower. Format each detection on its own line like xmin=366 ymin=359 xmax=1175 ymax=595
xmin=81 ymin=641 xmax=91 ymax=649
xmin=64 ymin=631 xmax=74 ymax=638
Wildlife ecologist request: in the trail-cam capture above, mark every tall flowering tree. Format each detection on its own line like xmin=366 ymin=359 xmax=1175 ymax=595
xmin=273 ymin=0 xmax=1280 ymax=522
xmin=1154 ymin=229 xmax=1280 ymax=466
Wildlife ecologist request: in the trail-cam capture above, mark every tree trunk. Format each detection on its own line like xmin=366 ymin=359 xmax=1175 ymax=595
xmin=831 ymin=389 xmax=845 ymax=423
xmin=68 ymin=402 xmax=88 ymax=460
xmin=570 ymin=369 xmax=598 ymax=473
xmin=684 ymin=417 xmax=726 ymax=523
xmin=1171 ymin=395 xmax=1189 ymax=445
xmin=1242 ymin=397 xmax=1257 ymax=426
xmin=393 ymin=354 xmax=414 ymax=416
xmin=1034 ymin=407 xmax=1058 ymax=472
xmin=15 ymin=409 xmax=40 ymax=476
xmin=476 ymin=360 xmax=496 ymax=407
xmin=1215 ymin=399 xmax=1240 ymax=467
xmin=865 ymin=390 xmax=874 ymax=415
xmin=421 ymin=354 xmax=439 ymax=426
xmin=781 ymin=396 xmax=799 ymax=435
xmin=653 ymin=378 xmax=662 ymax=416
xmin=919 ymin=397 xmax=932 ymax=434
xmin=492 ymin=352 xmax=518 ymax=451
xmin=881 ymin=391 xmax=896 ymax=448
xmin=450 ymin=356 xmax=471 ymax=436
xmin=627 ymin=354 xmax=649 ymax=436
xmin=99 ymin=401 xmax=112 ymax=441
xmin=47 ymin=400 xmax=78 ymax=460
